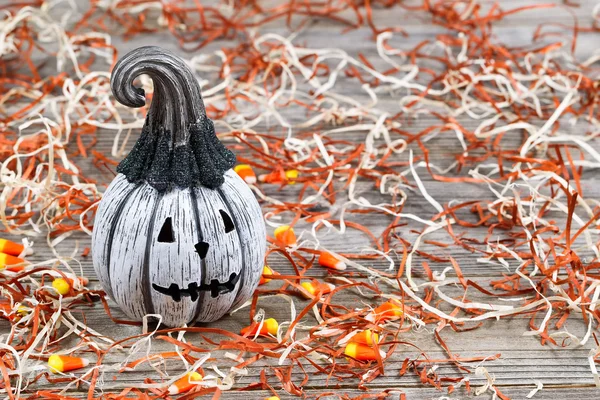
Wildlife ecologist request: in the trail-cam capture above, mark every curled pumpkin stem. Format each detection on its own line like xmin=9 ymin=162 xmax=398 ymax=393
xmin=110 ymin=46 xmax=236 ymax=191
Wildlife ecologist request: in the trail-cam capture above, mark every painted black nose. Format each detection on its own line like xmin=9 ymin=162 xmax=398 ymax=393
xmin=194 ymin=241 xmax=209 ymax=259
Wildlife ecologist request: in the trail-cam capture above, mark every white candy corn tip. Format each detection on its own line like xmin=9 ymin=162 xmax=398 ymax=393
xmin=333 ymin=261 xmax=347 ymax=270
xmin=168 ymin=385 xmax=179 ymax=395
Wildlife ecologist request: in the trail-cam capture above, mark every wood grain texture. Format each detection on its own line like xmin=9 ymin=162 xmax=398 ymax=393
xmin=8 ymin=0 xmax=600 ymax=397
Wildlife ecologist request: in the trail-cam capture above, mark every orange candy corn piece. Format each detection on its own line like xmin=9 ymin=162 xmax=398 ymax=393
xmin=367 ymin=300 xmax=403 ymax=322
xmin=0 ymin=239 xmax=24 ymax=256
xmin=260 ymin=170 xmax=298 ymax=184
xmin=0 ymin=253 xmax=28 ymax=272
xmin=0 ymin=301 xmax=11 ymax=316
xmin=344 ymin=342 xmax=385 ymax=361
xmin=300 ymin=281 xmax=335 ymax=298
xmin=260 ymin=170 xmax=284 ymax=184
xmin=274 ymin=225 xmax=297 ymax=247
xmin=374 ymin=301 xmax=403 ymax=321
xmin=168 ymin=371 xmax=203 ymax=395
xmin=351 ymin=329 xmax=379 ymax=346
xmin=48 ymin=355 xmax=90 ymax=373
xmin=240 ymin=318 xmax=279 ymax=337
xmin=318 ymin=251 xmax=346 ymax=271
xmin=234 ymin=164 xmax=257 ymax=184
xmin=0 ymin=301 xmax=28 ymax=321
xmin=259 ymin=265 xmax=274 ymax=285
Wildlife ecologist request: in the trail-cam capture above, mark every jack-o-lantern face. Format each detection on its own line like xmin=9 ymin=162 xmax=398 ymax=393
xmin=91 ymin=46 xmax=266 ymax=326
xmin=93 ymin=170 xmax=265 ymax=326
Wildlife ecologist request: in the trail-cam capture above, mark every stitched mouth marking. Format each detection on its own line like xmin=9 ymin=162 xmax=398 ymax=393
xmin=152 ymin=272 xmax=240 ymax=301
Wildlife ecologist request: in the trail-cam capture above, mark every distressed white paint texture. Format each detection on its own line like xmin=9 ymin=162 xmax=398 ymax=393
xmin=220 ymin=170 xmax=267 ymax=309
xmin=92 ymin=172 xmax=266 ymax=326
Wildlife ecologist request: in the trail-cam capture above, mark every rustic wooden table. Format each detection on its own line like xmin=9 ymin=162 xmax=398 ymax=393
xmin=3 ymin=1 xmax=600 ymax=398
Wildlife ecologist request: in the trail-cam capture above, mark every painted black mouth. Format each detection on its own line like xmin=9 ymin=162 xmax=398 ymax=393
xmin=152 ymin=272 xmax=240 ymax=301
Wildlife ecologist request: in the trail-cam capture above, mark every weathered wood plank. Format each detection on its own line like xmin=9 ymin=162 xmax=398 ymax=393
xmin=3 ymin=0 xmax=600 ymax=397
xmin=6 ymin=286 xmax=595 ymax=394
xmin=21 ymin=386 xmax=600 ymax=399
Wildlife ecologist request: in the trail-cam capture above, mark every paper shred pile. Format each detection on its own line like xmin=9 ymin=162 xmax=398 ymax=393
xmin=1 ymin=0 xmax=599 ymax=398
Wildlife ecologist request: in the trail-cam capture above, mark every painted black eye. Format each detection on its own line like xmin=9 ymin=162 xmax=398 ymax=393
xmin=158 ymin=217 xmax=175 ymax=242
xmin=195 ymin=241 xmax=209 ymax=259
xmin=219 ymin=210 xmax=235 ymax=233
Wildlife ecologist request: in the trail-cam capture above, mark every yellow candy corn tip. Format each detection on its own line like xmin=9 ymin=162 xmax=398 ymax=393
xmin=362 ymin=330 xmax=379 ymax=346
xmin=266 ymin=397 xmax=280 ymax=400
xmin=16 ymin=305 xmax=29 ymax=316
xmin=264 ymin=318 xmax=279 ymax=335
xmin=285 ymin=170 xmax=298 ymax=185
xmin=285 ymin=169 xmax=298 ymax=179
xmin=189 ymin=371 xmax=203 ymax=381
xmin=48 ymin=355 xmax=64 ymax=373
xmin=262 ymin=266 xmax=273 ymax=279
xmin=387 ymin=304 xmax=403 ymax=317
xmin=274 ymin=225 xmax=293 ymax=237
xmin=52 ymin=278 xmax=70 ymax=295
xmin=234 ymin=164 xmax=252 ymax=172
xmin=369 ymin=332 xmax=379 ymax=346
xmin=344 ymin=342 xmax=359 ymax=358
xmin=301 ymin=282 xmax=316 ymax=295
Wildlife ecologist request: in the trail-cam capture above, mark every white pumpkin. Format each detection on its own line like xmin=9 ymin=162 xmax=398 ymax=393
xmin=91 ymin=46 xmax=266 ymax=326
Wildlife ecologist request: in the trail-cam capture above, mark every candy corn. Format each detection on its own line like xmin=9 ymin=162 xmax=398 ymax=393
xmin=344 ymin=342 xmax=385 ymax=361
xmin=259 ymin=170 xmax=283 ymax=184
xmin=300 ymin=281 xmax=335 ymax=297
xmin=0 ymin=301 xmax=12 ymax=316
xmin=234 ymin=164 xmax=257 ymax=184
xmin=265 ymin=397 xmax=280 ymax=400
xmin=351 ymin=329 xmax=379 ymax=346
xmin=0 ymin=238 xmax=25 ymax=256
xmin=259 ymin=265 xmax=274 ymax=285
xmin=47 ymin=272 xmax=89 ymax=287
xmin=260 ymin=169 xmax=298 ymax=184
xmin=48 ymin=355 xmax=90 ymax=373
xmin=284 ymin=169 xmax=298 ymax=184
xmin=0 ymin=301 xmax=28 ymax=321
xmin=52 ymin=278 xmax=71 ymax=295
xmin=318 ymin=251 xmax=346 ymax=271
xmin=167 ymin=371 xmax=203 ymax=395
xmin=0 ymin=253 xmax=28 ymax=272
xmin=366 ymin=300 xmax=403 ymax=322
xmin=274 ymin=225 xmax=297 ymax=247
xmin=240 ymin=318 xmax=279 ymax=337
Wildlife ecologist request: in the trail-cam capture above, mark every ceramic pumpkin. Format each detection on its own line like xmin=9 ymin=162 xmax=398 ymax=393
xmin=92 ymin=46 xmax=266 ymax=326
